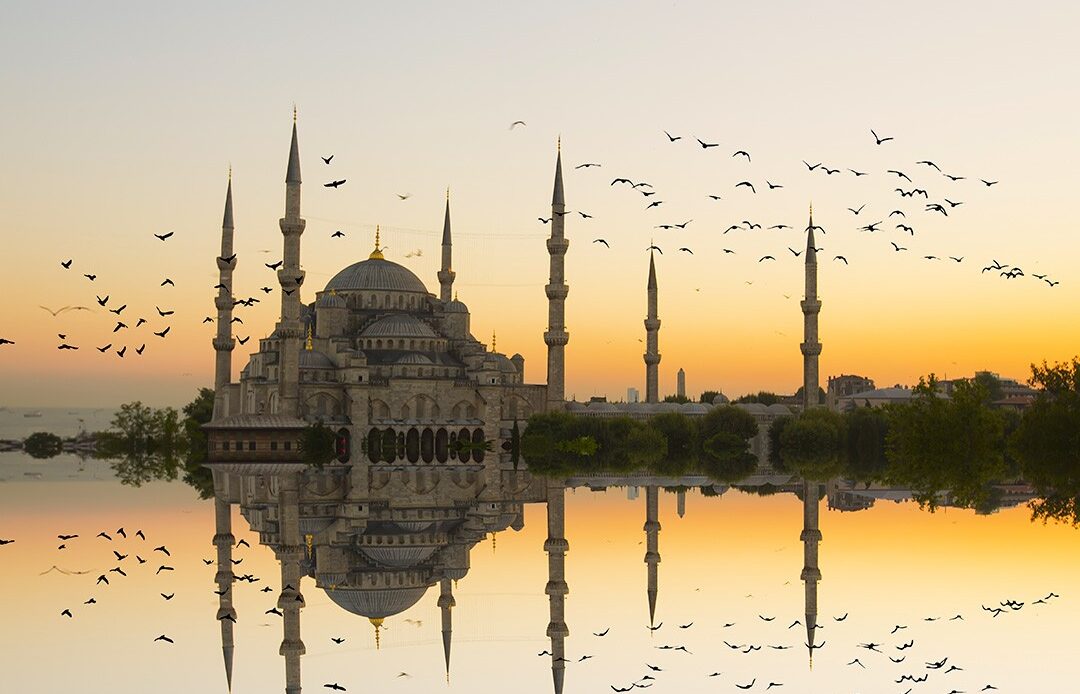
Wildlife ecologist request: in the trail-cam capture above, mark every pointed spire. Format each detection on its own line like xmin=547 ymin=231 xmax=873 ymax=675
xmin=369 ymin=225 xmax=385 ymax=260
xmin=442 ymin=192 xmax=452 ymax=245
xmin=222 ymin=173 xmax=234 ymax=230
xmin=439 ymin=578 xmax=455 ymax=681
xmin=371 ymin=617 xmax=383 ymax=649
xmin=551 ymin=139 xmax=565 ymax=206
xmin=286 ymin=112 xmax=301 ymax=185
xmin=647 ymin=250 xmax=657 ymax=290
xmin=805 ymin=202 xmax=816 ymax=259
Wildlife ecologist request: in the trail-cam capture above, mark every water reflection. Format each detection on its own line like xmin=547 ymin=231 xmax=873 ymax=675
xmin=210 ymin=462 xmax=841 ymax=693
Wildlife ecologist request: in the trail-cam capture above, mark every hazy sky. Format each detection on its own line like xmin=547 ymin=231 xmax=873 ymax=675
xmin=2 ymin=2 xmax=1078 ymax=406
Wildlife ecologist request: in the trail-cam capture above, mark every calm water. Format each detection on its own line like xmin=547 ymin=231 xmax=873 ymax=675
xmin=1 ymin=453 xmax=1077 ymax=693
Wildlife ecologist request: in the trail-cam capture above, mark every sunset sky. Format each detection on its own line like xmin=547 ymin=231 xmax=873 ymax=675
xmin=2 ymin=2 xmax=1078 ymax=407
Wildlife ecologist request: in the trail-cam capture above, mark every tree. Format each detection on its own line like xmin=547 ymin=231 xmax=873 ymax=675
xmin=181 ymin=388 xmax=216 ymax=498
xmin=649 ymin=412 xmax=697 ymax=474
xmin=699 ymin=391 xmax=721 ymax=404
xmin=885 ymin=375 xmax=1007 ymax=510
xmin=300 ymin=421 xmax=338 ymax=469
xmin=767 ymin=416 xmax=793 ymax=468
xmin=23 ymin=432 xmax=63 ymax=459
xmin=697 ymin=405 xmax=758 ymax=481
xmin=663 ymin=394 xmax=690 ymax=404
xmin=1010 ymin=358 xmax=1080 ymax=524
xmin=777 ymin=408 xmax=846 ymax=479
xmin=972 ymin=371 xmax=1004 ymax=403
xmin=842 ymin=407 xmax=889 ymax=482
xmin=734 ymin=391 xmax=782 ymax=406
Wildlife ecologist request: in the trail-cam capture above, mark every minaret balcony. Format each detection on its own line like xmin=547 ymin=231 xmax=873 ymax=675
xmin=543 ymin=537 xmax=569 ymax=552
xmin=545 ymin=284 xmax=569 ymax=300
xmin=544 ymin=329 xmax=569 ymax=346
xmin=216 ymin=257 xmax=237 ymax=271
xmin=800 ymin=342 xmax=823 ymax=356
xmin=800 ymin=299 xmax=821 ymax=312
xmin=214 ymin=296 xmax=235 ymax=311
xmin=545 ymin=580 xmax=569 ymax=596
xmin=546 ymin=238 xmax=569 ymax=254
xmin=643 ymin=353 xmax=661 ymax=366
xmin=800 ymin=567 xmax=822 ymax=581
xmin=278 ymin=218 xmax=306 ymax=235
xmin=212 ymin=337 xmax=236 ymax=351
xmin=644 ymin=318 xmax=661 ymax=330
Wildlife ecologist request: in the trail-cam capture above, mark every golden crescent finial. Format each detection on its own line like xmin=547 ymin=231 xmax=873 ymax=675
xmin=557 ymin=135 xmax=561 ymax=153
xmin=293 ymin=103 xmax=297 ymax=123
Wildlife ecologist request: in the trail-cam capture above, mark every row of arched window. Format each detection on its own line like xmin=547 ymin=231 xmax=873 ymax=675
xmin=366 ymin=427 xmax=487 ymax=463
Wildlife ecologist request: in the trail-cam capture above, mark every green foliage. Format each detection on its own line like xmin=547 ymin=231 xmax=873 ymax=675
xmin=843 ymin=407 xmax=889 ymax=482
xmin=734 ymin=391 xmax=782 ymax=406
xmin=649 ymin=412 xmax=697 ymax=473
xmin=300 ymin=421 xmax=337 ymax=469
xmin=1009 ymin=358 xmax=1080 ymax=525
xmin=663 ymin=394 xmax=690 ymax=403
xmin=699 ymin=391 xmax=721 ymax=404
xmin=23 ymin=432 xmax=63 ymax=459
xmin=767 ymin=416 xmax=793 ymax=468
xmin=972 ymin=372 xmax=1004 ymax=403
xmin=696 ymin=405 xmax=759 ymax=481
xmin=778 ymin=408 xmax=846 ymax=479
xmin=885 ymin=375 xmax=1008 ymax=511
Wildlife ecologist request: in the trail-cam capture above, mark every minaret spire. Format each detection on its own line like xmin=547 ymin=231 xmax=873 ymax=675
xmin=801 ymin=204 xmax=822 ymax=409
xmin=544 ymin=141 xmax=570 ymax=409
xmin=801 ymin=479 xmax=823 ymax=670
xmin=438 ymin=578 xmax=455 ymax=681
xmin=276 ymin=113 xmax=307 ymax=416
xmin=438 ymin=189 xmax=455 ymax=302
xmin=644 ymin=251 xmax=661 ymax=404
xmin=213 ymin=494 xmax=237 ymax=691
xmin=277 ymin=474 xmax=306 ymax=694
xmin=644 ymin=485 xmax=661 ymax=626
xmin=544 ymin=481 xmax=570 ymax=694
xmin=212 ymin=172 xmax=238 ymax=420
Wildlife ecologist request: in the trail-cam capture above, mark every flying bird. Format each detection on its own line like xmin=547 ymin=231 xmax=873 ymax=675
xmin=834 ymin=255 xmax=848 ymax=264
xmin=871 ymin=128 xmax=894 ymax=145
xmin=696 ymin=138 xmax=719 ymax=149
xmin=509 ymin=120 xmax=526 ymax=129
xmin=593 ymin=239 xmax=609 ymax=247
xmin=154 ymin=635 xmax=174 ymax=643
xmin=321 ymin=155 xmax=334 ymax=164
xmin=266 ymin=261 xmax=283 ymax=270
xmin=735 ymin=181 xmax=756 ymax=193
xmin=61 ymin=259 xmax=73 ymax=268
xmin=155 ymin=231 xmax=174 ymax=241
xmin=575 ymin=163 xmax=601 ymax=169
xmin=161 ymin=278 xmax=175 ymax=287
xmin=324 ymin=179 xmax=346 ymax=188
xmin=732 ymin=150 xmax=751 ymax=161
xmin=154 ymin=327 xmax=171 ymax=338
xmin=663 ymin=130 xmax=681 ymax=142
xmin=887 ymin=169 xmax=911 ymax=182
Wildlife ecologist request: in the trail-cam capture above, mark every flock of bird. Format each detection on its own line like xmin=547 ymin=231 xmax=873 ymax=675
xmin=0 ymin=523 xmax=1067 ymax=691
xmin=544 ymin=126 xmax=1060 ymax=291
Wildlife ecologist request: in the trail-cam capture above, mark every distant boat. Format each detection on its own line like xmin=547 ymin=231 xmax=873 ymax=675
xmin=23 ymin=411 xmax=43 ymax=418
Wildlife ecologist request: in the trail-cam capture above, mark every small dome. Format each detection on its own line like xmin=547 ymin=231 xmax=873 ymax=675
xmin=766 ymin=403 xmax=793 ymax=415
xmin=491 ymin=354 xmax=517 ymax=373
xmin=317 ymin=292 xmax=346 ymax=308
xmin=443 ymin=567 xmax=468 ymax=581
xmin=445 ymin=299 xmax=469 ymax=314
xmin=738 ymin=402 xmax=767 ymax=414
xmin=325 ymin=257 xmax=430 ymax=294
xmin=680 ymin=402 xmax=709 ymax=414
xmin=395 ymin=353 xmax=434 ymax=365
xmin=299 ymin=350 xmax=335 ymax=368
xmin=324 ymin=586 xmax=430 ymax=619
xmin=360 ymin=545 xmax=438 ymax=568
xmin=586 ymin=401 xmax=618 ymax=413
xmin=360 ymin=314 xmax=438 ymax=339
xmin=711 ymin=392 xmax=730 ymax=405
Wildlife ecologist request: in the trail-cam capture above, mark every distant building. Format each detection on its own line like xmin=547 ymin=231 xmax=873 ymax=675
xmin=627 ymin=387 xmax=640 ymax=403
xmin=835 ymin=386 xmax=919 ymax=411
xmin=826 ymin=374 xmax=875 ymax=410
xmin=676 ymin=368 xmax=686 ymax=399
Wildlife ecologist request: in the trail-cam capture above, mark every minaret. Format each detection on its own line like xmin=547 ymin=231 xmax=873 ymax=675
xmin=212 ymin=171 xmax=237 ymax=420
xmin=644 ymin=251 xmax=661 ymax=404
xmin=676 ymin=368 xmax=686 ymax=400
xmin=676 ymin=488 xmax=686 ymax=518
xmin=277 ymin=474 xmax=306 ymax=694
xmin=213 ymin=494 xmax=237 ymax=691
xmin=801 ymin=479 xmax=823 ymax=669
xmin=544 ymin=140 xmax=570 ymax=409
xmin=801 ymin=205 xmax=822 ymax=409
xmin=644 ymin=485 xmax=661 ymax=626
xmin=544 ymin=481 xmax=569 ymax=694
xmin=438 ymin=190 xmax=455 ymax=303
xmin=438 ymin=578 xmax=455 ymax=681
xmin=276 ymin=110 xmax=307 ymax=417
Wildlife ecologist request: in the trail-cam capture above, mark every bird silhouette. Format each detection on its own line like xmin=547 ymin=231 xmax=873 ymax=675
xmin=266 ymin=608 xmax=283 ymax=616
xmin=155 ymin=231 xmax=174 ymax=241
xmin=61 ymin=609 xmax=73 ymax=618
xmin=834 ymin=255 xmax=849 ymax=264
xmin=323 ymin=684 xmax=346 ymax=691
xmin=980 ymin=179 xmax=999 ymax=186
xmin=871 ymin=129 xmax=894 ymax=144
xmin=96 ymin=344 xmax=112 ymax=352
xmin=926 ymin=203 xmax=948 ymax=215
xmin=663 ymin=130 xmax=681 ymax=142
xmin=735 ymin=680 xmax=756 ymax=690
xmin=509 ymin=120 xmax=526 ymax=129
xmin=733 ymin=150 xmax=751 ymax=161
xmin=593 ymin=239 xmax=610 ymax=247
xmin=887 ymin=169 xmax=911 ymax=181
xmin=575 ymin=162 xmax=601 ymax=169
xmin=154 ymin=635 xmax=174 ymax=643
xmin=804 ymin=161 xmax=821 ymax=171
xmin=758 ymin=255 xmax=775 ymax=262
xmin=767 ymin=181 xmax=782 ymax=189
xmin=696 ymin=138 xmax=719 ymax=149
xmin=324 ymin=179 xmax=346 ymax=188
xmin=160 ymin=278 xmax=175 ymax=287
xmin=84 ymin=274 xmax=97 ymax=281
xmin=321 ymin=155 xmax=334 ymax=164
xmin=109 ymin=304 xmax=126 ymax=315
xmin=646 ymin=201 xmax=663 ymax=209
xmin=848 ymin=204 xmax=866 ymax=215
xmin=735 ymin=181 xmax=756 ymax=193
xmin=96 ymin=295 xmax=109 ymax=306
xmin=266 ymin=260 xmax=283 ymax=270
xmin=113 ymin=322 xmax=127 ymax=333
xmin=678 ymin=248 xmax=693 ymax=254
xmin=891 ymin=242 xmax=908 ymax=252
xmin=61 ymin=259 xmax=73 ymax=268
xmin=154 ymin=327 xmax=170 ymax=338
xmin=154 ymin=546 xmax=171 ymax=556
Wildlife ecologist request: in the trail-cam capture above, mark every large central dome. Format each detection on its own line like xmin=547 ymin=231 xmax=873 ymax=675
xmin=324 ymin=257 xmax=430 ymax=294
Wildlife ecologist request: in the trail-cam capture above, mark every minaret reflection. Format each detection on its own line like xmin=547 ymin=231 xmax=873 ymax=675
xmin=800 ymin=479 xmax=823 ymax=669
xmin=277 ymin=473 xmax=306 ymax=694
xmin=544 ymin=481 xmax=569 ymax=694
xmin=644 ymin=486 xmax=661 ymax=627
xmin=212 ymin=494 xmax=236 ymax=691
xmin=438 ymin=578 xmax=454 ymax=681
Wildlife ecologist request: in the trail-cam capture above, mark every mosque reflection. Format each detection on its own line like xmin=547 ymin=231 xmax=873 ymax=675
xmin=208 ymin=462 xmax=825 ymax=694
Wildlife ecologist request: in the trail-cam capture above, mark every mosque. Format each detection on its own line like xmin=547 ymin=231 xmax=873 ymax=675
xmin=203 ymin=113 xmax=824 ymax=465
xmin=207 ymin=462 xmax=826 ymax=694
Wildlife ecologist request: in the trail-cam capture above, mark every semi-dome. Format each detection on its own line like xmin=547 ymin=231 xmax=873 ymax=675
xmin=359 ymin=545 xmax=439 ymax=568
xmin=396 ymin=353 xmax=434 ymax=365
xmin=325 ymin=257 xmax=430 ymax=294
xmin=444 ymin=298 xmax=469 ymax=314
xmin=317 ymin=292 xmax=346 ymax=308
xmin=323 ymin=586 xmax=430 ymax=619
xmin=360 ymin=314 xmax=438 ymax=339
xmin=299 ymin=350 xmax=335 ymax=368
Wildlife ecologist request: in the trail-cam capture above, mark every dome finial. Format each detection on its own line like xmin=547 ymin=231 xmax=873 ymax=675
xmin=370 ymin=617 xmax=384 ymax=649
xmin=369 ymin=225 xmax=385 ymax=260
xmin=293 ymin=103 xmax=297 ymax=123
xmin=305 ymin=325 xmax=313 ymax=351
xmin=492 ymin=330 xmax=496 ymax=351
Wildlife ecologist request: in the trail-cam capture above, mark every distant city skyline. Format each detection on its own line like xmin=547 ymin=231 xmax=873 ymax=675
xmin=2 ymin=2 xmax=1078 ymax=407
